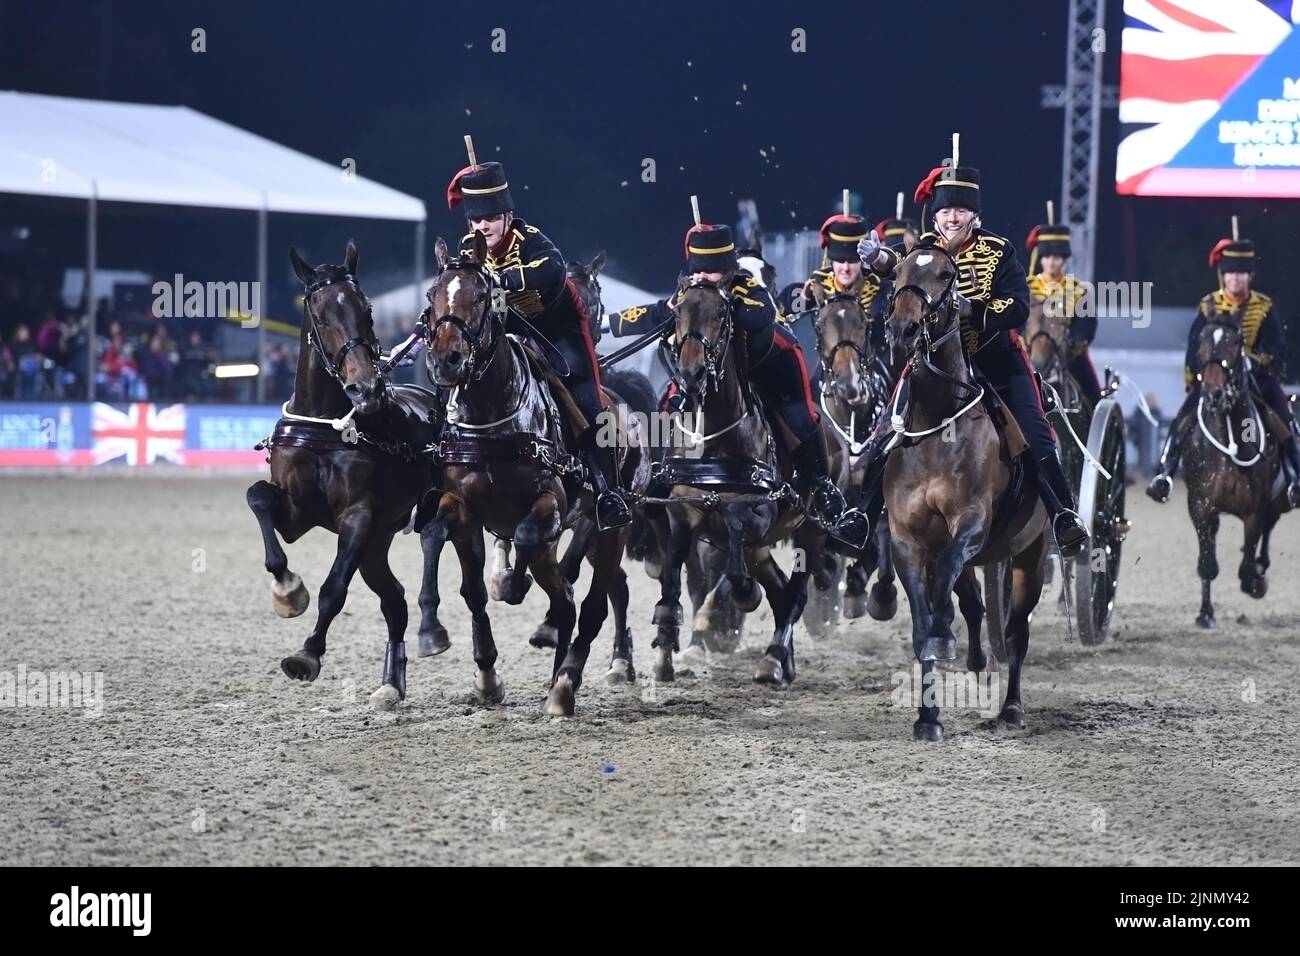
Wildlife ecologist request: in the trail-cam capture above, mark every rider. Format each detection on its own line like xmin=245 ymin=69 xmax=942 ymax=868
xmin=1146 ymin=234 xmax=1300 ymax=506
xmin=1025 ymin=220 xmax=1101 ymax=408
xmin=608 ymin=222 xmax=870 ymax=548
xmin=446 ymin=160 xmax=631 ymax=531
xmin=801 ymin=213 xmax=888 ymax=355
xmin=851 ymin=157 xmax=1092 ymax=558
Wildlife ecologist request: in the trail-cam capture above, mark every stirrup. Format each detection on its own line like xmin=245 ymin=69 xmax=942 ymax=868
xmin=1053 ymin=510 xmax=1090 ymax=559
xmin=1145 ymin=473 xmax=1172 ymax=504
xmin=595 ymin=490 xmax=632 ymax=531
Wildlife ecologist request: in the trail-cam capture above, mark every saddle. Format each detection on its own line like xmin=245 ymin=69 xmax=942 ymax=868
xmin=978 ymin=377 xmax=1030 ymax=460
xmin=518 ymin=338 xmax=588 ymax=447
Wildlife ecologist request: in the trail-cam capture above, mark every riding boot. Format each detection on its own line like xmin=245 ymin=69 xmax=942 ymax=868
xmin=854 ymin=430 xmax=893 ymax=535
xmin=580 ymin=427 xmax=632 ymax=531
xmin=1284 ymin=419 xmax=1300 ymax=508
xmin=1030 ymin=449 xmax=1090 ymax=559
xmin=1145 ymin=419 xmax=1186 ymax=504
xmin=794 ymin=427 xmax=869 ymax=550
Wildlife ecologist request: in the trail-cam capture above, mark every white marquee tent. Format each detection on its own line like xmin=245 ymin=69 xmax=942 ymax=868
xmin=0 ymin=91 xmax=427 ymax=398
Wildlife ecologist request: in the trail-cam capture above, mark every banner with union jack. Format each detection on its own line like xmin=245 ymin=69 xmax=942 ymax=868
xmin=1118 ymin=0 xmax=1300 ymax=198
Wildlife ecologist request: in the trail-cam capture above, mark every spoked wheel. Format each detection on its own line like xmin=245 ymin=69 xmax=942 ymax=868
xmin=1073 ymin=398 xmax=1128 ymax=645
xmin=983 ymin=559 xmax=1013 ymax=662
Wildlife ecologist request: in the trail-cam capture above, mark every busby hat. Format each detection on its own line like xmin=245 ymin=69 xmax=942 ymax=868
xmin=874 ymin=217 xmax=917 ymax=251
xmin=819 ymin=215 xmax=869 ymax=263
xmin=447 ymin=161 xmax=516 ymax=219
xmin=1026 ymin=223 xmax=1072 ymax=276
xmin=685 ymin=224 xmax=738 ymax=274
xmin=1208 ymin=237 xmax=1255 ymax=273
xmin=915 ymin=163 xmax=981 ymax=214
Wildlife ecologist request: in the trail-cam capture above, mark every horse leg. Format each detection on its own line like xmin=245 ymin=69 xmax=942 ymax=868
xmin=652 ymin=511 xmax=694 ymax=682
xmin=359 ymin=535 xmax=409 ymax=711
xmin=1238 ymin=510 xmax=1268 ymax=600
xmin=452 ymin=526 xmax=504 ymax=704
xmin=866 ymin=519 xmax=899 ymax=621
xmin=281 ymin=505 xmax=375 ymax=684
xmin=604 ymin=561 xmax=636 ymax=685
xmin=956 ymin=565 xmax=986 ymax=673
xmin=548 ymin=531 xmax=621 ymax=716
xmin=752 ymin=547 xmax=799 ymax=688
xmin=890 ymin=533 xmax=942 ymax=739
xmin=999 ymin=531 xmax=1048 ymax=729
xmin=416 ymin=517 xmax=451 ymax=656
xmin=246 ymin=479 xmax=309 ymax=617
xmin=507 ymin=495 xmax=565 ymax=649
xmin=1193 ymin=509 xmax=1219 ymax=629
xmin=560 ymin=517 xmax=594 ymax=585
xmin=919 ymin=515 xmax=984 ymax=663
xmin=843 ymin=556 xmax=870 ymax=619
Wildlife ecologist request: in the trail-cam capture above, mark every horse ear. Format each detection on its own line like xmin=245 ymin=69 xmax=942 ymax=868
xmin=289 ymin=246 xmax=315 ymax=285
xmin=434 ymin=236 xmax=449 ymax=271
xmin=344 ymin=240 xmax=359 ymax=277
xmin=470 ymin=230 xmax=488 ymax=265
xmin=589 ymin=250 xmax=606 ymax=277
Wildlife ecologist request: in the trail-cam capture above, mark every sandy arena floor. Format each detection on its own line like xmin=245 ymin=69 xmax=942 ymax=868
xmin=2 ymin=474 xmax=1298 ymax=865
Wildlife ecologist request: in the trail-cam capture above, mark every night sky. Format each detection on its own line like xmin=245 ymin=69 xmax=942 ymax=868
xmin=1 ymin=0 xmax=1296 ymax=365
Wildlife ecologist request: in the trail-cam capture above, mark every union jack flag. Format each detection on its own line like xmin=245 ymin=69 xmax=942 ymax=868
xmin=92 ymin=402 xmax=187 ymax=466
xmin=1118 ymin=0 xmax=1300 ymax=197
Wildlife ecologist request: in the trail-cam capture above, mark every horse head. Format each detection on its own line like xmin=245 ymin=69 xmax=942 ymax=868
xmin=425 ymin=232 xmax=498 ymax=388
xmin=1026 ymin=286 xmax=1072 ymax=384
xmin=289 ymin=240 xmax=383 ymax=415
xmin=886 ymin=239 xmax=960 ymax=360
xmin=1198 ymin=316 xmax=1245 ymax=413
xmin=809 ymin=279 xmax=872 ymax=406
xmin=566 ymin=251 xmax=606 ymax=345
xmin=671 ymin=274 xmax=735 ymax=399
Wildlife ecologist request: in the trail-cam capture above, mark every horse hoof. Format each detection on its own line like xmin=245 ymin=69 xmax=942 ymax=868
xmin=498 ymin=574 xmax=533 ymax=606
xmin=1196 ymin=613 xmax=1217 ymax=630
xmin=752 ymin=654 xmax=790 ymax=689
xmin=842 ymin=591 xmax=867 ymax=619
xmin=912 ymin=720 xmax=944 ymax=742
xmin=732 ymin=579 xmax=763 ymax=614
xmin=271 ymin=573 xmax=309 ymax=618
xmin=866 ymin=583 xmax=898 ymax=621
xmin=529 ymin=624 xmax=559 ymax=649
xmin=473 ymin=670 xmax=506 ymax=705
xmin=917 ymin=636 xmax=958 ymax=662
xmin=998 ymin=704 xmax=1026 ymax=729
xmin=280 ymin=651 xmax=321 ymax=682
xmin=604 ymin=658 xmax=635 ymax=685
xmin=1242 ymin=576 xmax=1268 ymax=600
xmin=967 ymin=651 xmax=988 ymax=673
xmin=368 ymin=683 xmax=402 ymax=711
xmin=653 ymin=648 xmax=675 ymax=683
xmin=545 ymin=673 xmax=576 ymax=717
xmin=418 ymin=625 xmax=451 ymax=657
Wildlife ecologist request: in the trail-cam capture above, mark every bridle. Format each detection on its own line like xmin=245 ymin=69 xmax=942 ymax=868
xmin=1196 ymin=319 xmax=1263 ymax=465
xmin=1198 ymin=319 xmax=1246 ymax=412
xmin=887 ymin=243 xmax=979 ymax=400
xmin=661 ymin=279 xmax=734 ymax=396
xmin=301 ymin=271 xmax=382 ymax=388
xmin=815 ymin=292 xmax=874 ymax=400
xmin=425 ymin=256 xmax=502 ymax=386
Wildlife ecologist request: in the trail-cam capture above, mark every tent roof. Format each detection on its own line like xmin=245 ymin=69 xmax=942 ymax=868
xmin=0 ymin=91 xmax=425 ymax=221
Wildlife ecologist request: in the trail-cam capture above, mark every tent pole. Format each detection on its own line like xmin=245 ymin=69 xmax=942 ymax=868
xmin=256 ymin=198 xmax=268 ymax=403
xmin=85 ymin=183 xmax=98 ymax=401
xmin=414 ymin=220 xmax=425 ymax=319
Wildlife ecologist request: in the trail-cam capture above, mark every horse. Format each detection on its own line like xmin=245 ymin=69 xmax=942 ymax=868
xmin=246 ymin=241 xmax=439 ymax=710
xmin=806 ymin=281 xmax=899 ymax=623
xmin=1181 ymin=317 xmax=1291 ymax=628
xmin=644 ymin=276 xmax=818 ymax=689
xmin=420 ymin=232 xmax=649 ymax=715
xmin=883 ymin=240 xmax=1051 ymax=740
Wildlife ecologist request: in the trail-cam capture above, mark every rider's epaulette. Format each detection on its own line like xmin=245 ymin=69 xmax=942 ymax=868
xmin=524 ymin=225 xmax=540 ymax=234
xmin=976 ymin=231 xmax=1007 ymax=248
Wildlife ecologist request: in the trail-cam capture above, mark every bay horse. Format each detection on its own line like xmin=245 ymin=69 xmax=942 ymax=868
xmin=246 ymin=241 xmax=439 ymax=710
xmin=807 ymin=281 xmax=899 ymax=623
xmin=1181 ymin=317 xmax=1291 ymax=628
xmin=884 ymin=241 xmax=1050 ymax=740
xmin=646 ymin=276 xmax=817 ymax=689
xmin=421 ymin=233 xmax=648 ymax=715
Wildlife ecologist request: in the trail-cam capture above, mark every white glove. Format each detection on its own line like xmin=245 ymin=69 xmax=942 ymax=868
xmin=736 ymin=255 xmax=767 ymax=287
xmin=856 ymin=233 xmax=884 ymax=268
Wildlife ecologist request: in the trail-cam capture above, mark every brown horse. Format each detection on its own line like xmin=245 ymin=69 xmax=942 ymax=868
xmin=646 ymin=276 xmax=819 ymax=689
xmin=884 ymin=241 xmax=1050 ymax=740
xmin=1181 ymin=318 xmax=1291 ymax=628
xmin=807 ymin=280 xmax=899 ymax=623
xmin=247 ymin=241 xmax=438 ymax=710
xmin=421 ymin=233 xmax=648 ymax=715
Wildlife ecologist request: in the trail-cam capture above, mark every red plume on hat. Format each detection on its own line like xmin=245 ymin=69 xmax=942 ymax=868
xmin=1025 ymin=224 xmax=1044 ymax=252
xmin=684 ymin=223 xmax=713 ymax=260
xmin=818 ymin=214 xmax=854 ymax=249
xmin=914 ymin=166 xmax=947 ymax=205
xmin=446 ymin=164 xmax=482 ymax=211
xmin=1207 ymin=238 xmax=1234 ymax=269
xmin=873 ymin=218 xmax=892 ymax=242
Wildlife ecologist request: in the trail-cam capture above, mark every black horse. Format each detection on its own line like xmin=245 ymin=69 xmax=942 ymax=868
xmin=247 ymin=241 xmax=439 ymax=710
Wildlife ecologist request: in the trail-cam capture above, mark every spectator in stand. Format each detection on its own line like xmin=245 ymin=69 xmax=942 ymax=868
xmin=138 ymin=329 xmax=177 ymax=399
xmin=11 ymin=323 xmax=40 ymax=399
xmin=270 ymin=343 xmax=296 ymax=401
xmin=0 ymin=331 xmax=15 ymax=397
xmin=35 ymin=306 xmax=67 ymax=395
xmin=178 ymin=329 xmax=214 ymax=401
